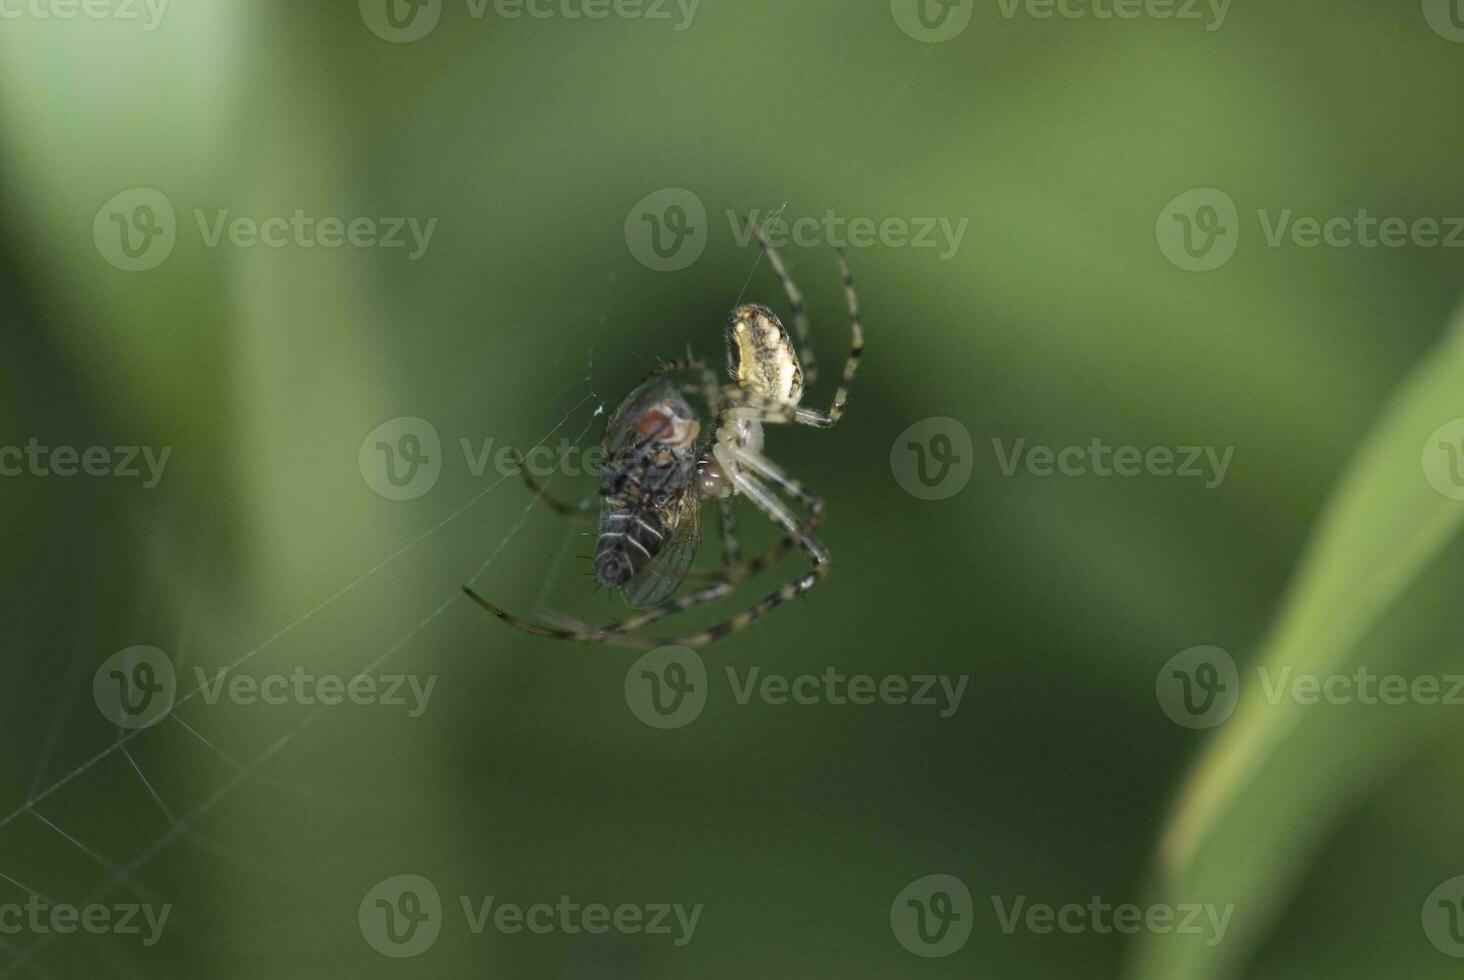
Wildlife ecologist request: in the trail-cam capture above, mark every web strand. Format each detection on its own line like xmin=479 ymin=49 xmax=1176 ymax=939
xmin=0 ymin=388 xmax=598 ymax=838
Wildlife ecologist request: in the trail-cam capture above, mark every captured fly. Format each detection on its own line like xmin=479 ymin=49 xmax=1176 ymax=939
xmin=593 ymin=376 xmax=704 ymax=607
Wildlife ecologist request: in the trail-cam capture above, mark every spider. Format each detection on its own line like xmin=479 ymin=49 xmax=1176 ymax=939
xmin=463 ymin=220 xmax=864 ymax=647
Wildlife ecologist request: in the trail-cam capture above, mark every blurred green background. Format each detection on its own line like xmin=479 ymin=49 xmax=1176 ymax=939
xmin=5 ymin=0 xmax=1464 ymax=976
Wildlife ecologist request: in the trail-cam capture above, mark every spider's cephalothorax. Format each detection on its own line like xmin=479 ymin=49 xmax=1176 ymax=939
xmin=464 ymin=217 xmax=864 ymax=647
xmin=593 ymin=379 xmax=701 ymax=594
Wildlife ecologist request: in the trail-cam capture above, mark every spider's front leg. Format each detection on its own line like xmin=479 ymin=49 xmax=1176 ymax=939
xmin=715 ymin=434 xmax=824 ymax=519
xmin=744 ymin=214 xmax=817 ymax=385
xmin=711 ymin=441 xmax=828 ymax=566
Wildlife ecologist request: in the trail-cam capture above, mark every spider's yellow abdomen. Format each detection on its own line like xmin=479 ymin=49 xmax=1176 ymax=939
xmin=728 ymin=304 xmax=804 ymax=404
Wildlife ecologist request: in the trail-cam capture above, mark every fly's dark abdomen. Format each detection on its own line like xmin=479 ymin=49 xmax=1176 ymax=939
xmin=592 ymin=376 xmax=703 ymax=600
xmin=594 ymin=506 xmax=669 ymax=588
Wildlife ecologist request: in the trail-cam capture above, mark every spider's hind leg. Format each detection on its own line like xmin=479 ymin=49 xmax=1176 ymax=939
xmin=512 ymin=450 xmax=595 ymax=523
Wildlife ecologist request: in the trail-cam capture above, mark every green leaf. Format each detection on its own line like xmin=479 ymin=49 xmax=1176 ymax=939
xmin=1129 ymin=306 xmax=1464 ymax=980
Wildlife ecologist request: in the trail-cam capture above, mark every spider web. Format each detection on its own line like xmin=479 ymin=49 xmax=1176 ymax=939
xmin=0 ymin=231 xmax=801 ymax=977
xmin=0 ymin=314 xmax=612 ymax=978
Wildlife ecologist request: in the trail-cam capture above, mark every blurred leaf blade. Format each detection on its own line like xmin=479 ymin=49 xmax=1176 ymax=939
xmin=1130 ymin=306 xmax=1464 ymax=980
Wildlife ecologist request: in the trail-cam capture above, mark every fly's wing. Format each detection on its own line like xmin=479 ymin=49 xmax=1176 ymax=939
xmin=622 ymin=495 xmax=702 ymax=609
xmin=603 ymin=377 xmax=677 ymax=454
